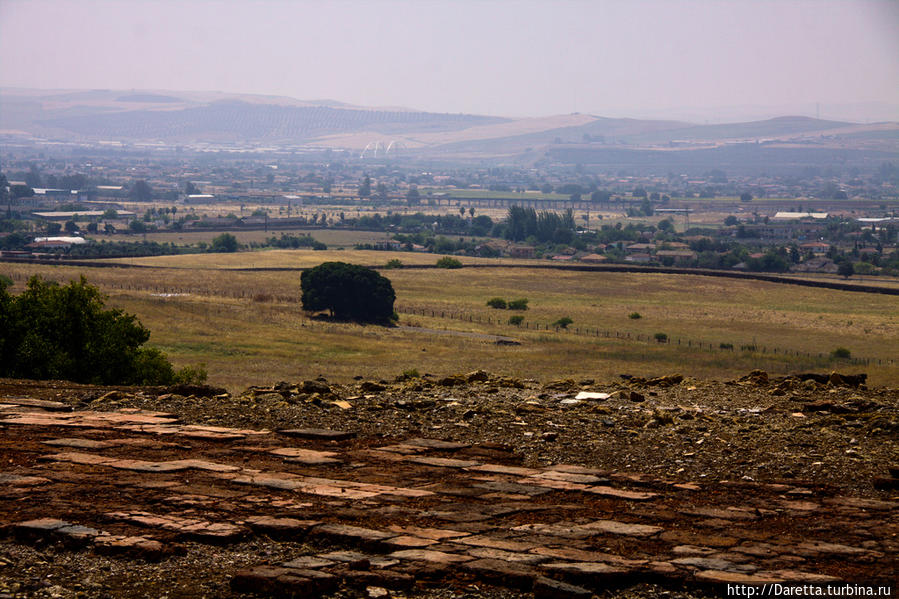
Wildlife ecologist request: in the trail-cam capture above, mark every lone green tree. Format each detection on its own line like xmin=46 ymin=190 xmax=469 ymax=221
xmin=210 ymin=233 xmax=239 ymax=253
xmin=301 ymin=262 xmax=395 ymax=323
xmin=375 ymin=182 xmax=388 ymax=201
xmin=129 ymin=180 xmax=153 ymax=201
xmin=837 ymin=261 xmax=855 ymax=279
xmin=358 ymin=176 xmax=371 ymax=198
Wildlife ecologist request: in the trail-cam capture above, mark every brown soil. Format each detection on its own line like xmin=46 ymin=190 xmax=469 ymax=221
xmin=0 ymin=371 xmax=896 ymax=598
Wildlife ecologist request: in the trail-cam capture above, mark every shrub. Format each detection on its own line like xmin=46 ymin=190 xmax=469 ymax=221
xmin=131 ymin=347 xmax=176 ymax=385
xmin=265 ymin=234 xmax=325 ymax=250
xmin=853 ymin=261 xmax=877 ymax=275
xmin=831 ymin=347 xmax=851 ymax=359
xmin=486 ymin=297 xmax=507 ymax=309
xmin=210 ymin=233 xmax=239 ymax=253
xmin=385 ymin=259 xmax=403 ymax=269
xmin=507 ymin=298 xmax=529 ymax=310
xmin=300 ymin=262 xmax=396 ymax=324
xmin=553 ymin=316 xmax=573 ymax=329
xmin=174 ymin=363 xmax=208 ymax=384
xmin=0 ymin=275 xmax=190 ymax=385
xmin=508 ymin=315 xmax=524 ymax=326
xmin=719 ymin=342 xmax=734 ymax=349
xmin=654 ymin=332 xmax=668 ymax=343
xmin=436 ymin=256 xmax=463 ymax=269
xmin=628 ymin=312 xmax=642 ymax=319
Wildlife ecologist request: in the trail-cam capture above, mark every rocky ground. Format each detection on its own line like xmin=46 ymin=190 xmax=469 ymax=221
xmin=0 ymin=370 xmax=896 ymax=598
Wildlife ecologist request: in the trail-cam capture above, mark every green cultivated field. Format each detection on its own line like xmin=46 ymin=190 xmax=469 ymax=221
xmin=2 ymin=254 xmax=896 ymax=391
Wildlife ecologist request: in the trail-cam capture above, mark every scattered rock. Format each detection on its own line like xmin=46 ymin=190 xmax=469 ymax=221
xmin=466 ymin=370 xmax=489 ymax=382
xmin=644 ymin=374 xmax=684 ymax=387
xmin=437 ymin=375 xmax=466 ymax=387
xmin=300 ymin=380 xmax=331 ymax=394
xmin=544 ymin=379 xmax=576 ymax=391
xmin=575 ymin=391 xmax=611 ymax=400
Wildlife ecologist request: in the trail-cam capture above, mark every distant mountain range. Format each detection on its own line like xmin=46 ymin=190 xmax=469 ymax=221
xmin=2 ymin=88 xmax=897 ymax=171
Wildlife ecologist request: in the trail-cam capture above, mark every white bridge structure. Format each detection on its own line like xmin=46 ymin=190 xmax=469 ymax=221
xmin=360 ymin=140 xmax=407 ymax=158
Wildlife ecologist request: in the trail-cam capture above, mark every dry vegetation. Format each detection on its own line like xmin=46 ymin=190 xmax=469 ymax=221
xmin=98 ymin=248 xmax=534 ymax=268
xmin=92 ymin=228 xmax=396 ymax=248
xmin=3 ymin=254 xmax=896 ymax=392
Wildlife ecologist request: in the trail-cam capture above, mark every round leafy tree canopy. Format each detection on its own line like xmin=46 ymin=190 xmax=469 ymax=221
xmin=300 ymin=262 xmax=395 ymax=323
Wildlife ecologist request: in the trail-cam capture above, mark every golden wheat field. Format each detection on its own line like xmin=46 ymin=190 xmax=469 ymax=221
xmin=3 ymin=252 xmax=897 ymax=391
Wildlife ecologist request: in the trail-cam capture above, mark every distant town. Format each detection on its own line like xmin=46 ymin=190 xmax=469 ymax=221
xmin=1 ymin=141 xmax=898 ymax=279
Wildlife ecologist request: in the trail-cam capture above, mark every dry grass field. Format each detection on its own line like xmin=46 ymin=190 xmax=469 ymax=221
xmin=90 ymin=228 xmax=395 ymax=248
xmin=99 ymin=249 xmax=535 ymax=269
xmin=3 ymin=254 xmax=896 ymax=391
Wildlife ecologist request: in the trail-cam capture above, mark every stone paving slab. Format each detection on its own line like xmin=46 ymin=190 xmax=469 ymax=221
xmin=279 ymin=428 xmax=356 ymax=441
xmin=0 ymin=473 xmax=52 ymax=487
xmin=0 ymin=407 xmax=896 ymax=597
xmin=0 ymin=397 xmax=73 ymax=411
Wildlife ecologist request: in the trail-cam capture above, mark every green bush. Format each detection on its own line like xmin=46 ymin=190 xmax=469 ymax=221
xmin=654 ymin=332 xmax=668 ymax=343
xmin=719 ymin=342 xmax=733 ymax=349
xmin=553 ymin=316 xmax=573 ymax=329
xmin=436 ymin=256 xmax=463 ymax=269
xmin=831 ymin=347 xmax=851 ymax=359
xmin=384 ymin=259 xmax=403 ymax=269
xmin=301 ymin=262 xmax=396 ymax=324
xmin=0 ymin=276 xmax=192 ymax=385
xmin=486 ymin=297 xmax=507 ymax=309
xmin=507 ymin=298 xmax=529 ymax=310
xmin=508 ymin=315 xmax=524 ymax=326
xmin=264 ymin=234 xmax=326 ymax=250
xmin=174 ymin=362 xmax=208 ymax=385
xmin=853 ymin=261 xmax=877 ymax=275
xmin=628 ymin=312 xmax=642 ymax=319
xmin=210 ymin=233 xmax=239 ymax=253
xmin=131 ymin=347 xmax=176 ymax=385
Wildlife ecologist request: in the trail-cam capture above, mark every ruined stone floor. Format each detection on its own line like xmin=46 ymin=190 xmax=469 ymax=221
xmin=1 ymin=397 xmax=895 ymax=597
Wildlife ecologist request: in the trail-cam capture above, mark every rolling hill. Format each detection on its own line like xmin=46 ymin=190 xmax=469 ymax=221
xmin=1 ymin=88 xmax=896 ymax=170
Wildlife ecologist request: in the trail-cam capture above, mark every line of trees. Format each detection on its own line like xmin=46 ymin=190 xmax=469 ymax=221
xmin=504 ymin=206 xmax=577 ymax=244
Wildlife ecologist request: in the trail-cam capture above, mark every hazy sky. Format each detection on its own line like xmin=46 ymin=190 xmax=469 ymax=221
xmin=1 ymin=0 xmax=897 ymax=120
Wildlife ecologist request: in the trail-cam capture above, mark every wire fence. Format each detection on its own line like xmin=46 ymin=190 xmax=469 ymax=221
xmin=394 ymin=304 xmax=892 ymax=367
xmin=5 ymin=271 xmax=892 ymax=368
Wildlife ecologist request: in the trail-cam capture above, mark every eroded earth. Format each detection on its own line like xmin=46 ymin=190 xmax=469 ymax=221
xmin=0 ymin=371 xmax=896 ymax=598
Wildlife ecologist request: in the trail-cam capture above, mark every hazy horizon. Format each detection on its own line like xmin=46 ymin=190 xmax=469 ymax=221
xmin=1 ymin=0 xmax=898 ymax=123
